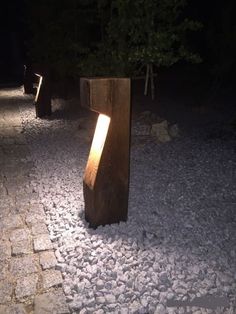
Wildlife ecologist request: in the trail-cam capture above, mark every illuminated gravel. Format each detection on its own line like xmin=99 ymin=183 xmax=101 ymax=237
xmin=20 ymin=98 xmax=236 ymax=314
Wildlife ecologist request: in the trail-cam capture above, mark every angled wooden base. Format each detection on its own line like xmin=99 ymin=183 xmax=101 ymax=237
xmin=80 ymin=78 xmax=131 ymax=228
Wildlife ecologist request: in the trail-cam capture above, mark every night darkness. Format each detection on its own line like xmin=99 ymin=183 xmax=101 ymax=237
xmin=0 ymin=0 xmax=235 ymax=86
xmin=0 ymin=0 xmax=26 ymax=84
xmin=0 ymin=1 xmax=236 ymax=312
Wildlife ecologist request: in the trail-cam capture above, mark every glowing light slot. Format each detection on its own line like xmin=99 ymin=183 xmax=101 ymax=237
xmin=35 ymin=74 xmax=43 ymax=102
xmin=84 ymin=114 xmax=110 ymax=189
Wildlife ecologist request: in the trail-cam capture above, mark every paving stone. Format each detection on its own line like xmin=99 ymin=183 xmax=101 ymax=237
xmin=3 ymin=165 xmax=29 ymax=177
xmin=0 ymin=231 xmax=8 ymax=242
xmin=28 ymin=206 xmax=46 ymax=217
xmin=0 ymin=262 xmax=8 ymax=280
xmin=26 ymin=212 xmax=45 ymax=226
xmin=42 ymin=270 xmax=63 ymax=289
xmin=10 ymin=255 xmax=38 ymax=277
xmin=15 ymin=137 xmax=27 ymax=145
xmin=15 ymin=192 xmax=32 ymax=202
xmin=4 ymin=184 xmax=25 ymax=195
xmin=1 ymin=162 xmax=26 ymax=172
xmin=29 ymin=203 xmax=45 ymax=214
xmin=0 ymin=207 xmax=10 ymax=219
xmin=0 ymin=304 xmax=27 ymax=314
xmin=39 ymin=251 xmax=57 ymax=270
xmin=15 ymin=199 xmax=30 ymax=212
xmin=0 ymin=197 xmax=15 ymax=206
xmin=5 ymin=115 xmax=22 ymax=127
xmin=14 ymin=206 xmax=29 ymax=214
xmin=0 ymin=241 xmax=11 ymax=261
xmin=3 ymin=146 xmax=29 ymax=158
xmin=33 ymin=234 xmax=53 ymax=252
xmin=0 ymin=183 xmax=7 ymax=197
xmin=2 ymin=138 xmax=15 ymax=145
xmin=0 ymin=127 xmax=22 ymax=137
xmin=5 ymin=177 xmax=28 ymax=188
xmin=0 ymin=280 xmax=13 ymax=303
xmin=31 ymin=223 xmax=48 ymax=235
xmin=15 ymin=274 xmax=38 ymax=300
xmin=26 ymin=192 xmax=40 ymax=202
xmin=9 ymin=229 xmax=30 ymax=242
xmin=12 ymin=240 xmax=32 ymax=256
xmin=34 ymin=291 xmax=69 ymax=314
xmin=0 ymin=215 xmax=23 ymax=230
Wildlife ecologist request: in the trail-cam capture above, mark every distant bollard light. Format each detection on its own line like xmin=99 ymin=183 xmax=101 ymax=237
xmin=34 ymin=72 xmax=52 ymax=118
xmin=80 ymin=78 xmax=131 ymax=228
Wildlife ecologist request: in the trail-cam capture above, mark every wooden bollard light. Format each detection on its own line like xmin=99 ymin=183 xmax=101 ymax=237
xmin=80 ymin=78 xmax=131 ymax=228
xmin=34 ymin=72 xmax=52 ymax=118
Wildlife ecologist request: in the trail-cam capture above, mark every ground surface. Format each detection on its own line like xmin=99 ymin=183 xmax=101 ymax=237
xmin=0 ymin=83 xmax=236 ymax=313
xmin=0 ymin=88 xmax=69 ymax=313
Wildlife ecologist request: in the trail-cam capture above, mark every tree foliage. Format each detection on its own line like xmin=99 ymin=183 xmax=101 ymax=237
xmin=26 ymin=0 xmax=201 ymax=77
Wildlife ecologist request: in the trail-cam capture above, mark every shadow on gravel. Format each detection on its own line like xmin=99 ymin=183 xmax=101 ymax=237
xmin=166 ymin=295 xmax=230 ymax=310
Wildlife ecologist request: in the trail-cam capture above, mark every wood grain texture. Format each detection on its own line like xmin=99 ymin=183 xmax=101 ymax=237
xmin=81 ymin=78 xmax=131 ymax=228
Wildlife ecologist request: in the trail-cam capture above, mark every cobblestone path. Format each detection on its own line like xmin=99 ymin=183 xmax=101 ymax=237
xmin=0 ymin=88 xmax=69 ymax=314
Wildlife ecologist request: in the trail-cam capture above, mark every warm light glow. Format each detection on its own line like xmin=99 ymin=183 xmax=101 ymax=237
xmin=91 ymin=114 xmax=110 ymax=153
xmin=35 ymin=75 xmax=43 ymax=102
xmin=84 ymin=114 xmax=110 ymax=188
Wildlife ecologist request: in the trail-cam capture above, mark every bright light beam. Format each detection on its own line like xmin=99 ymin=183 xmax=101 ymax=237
xmin=84 ymin=114 xmax=111 ymax=189
xmin=35 ymin=74 xmax=43 ymax=103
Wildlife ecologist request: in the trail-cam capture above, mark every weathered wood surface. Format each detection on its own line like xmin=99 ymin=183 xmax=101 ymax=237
xmin=80 ymin=78 xmax=131 ymax=228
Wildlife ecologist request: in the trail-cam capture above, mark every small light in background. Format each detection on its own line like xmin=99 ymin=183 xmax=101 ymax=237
xmin=34 ymin=71 xmax=52 ymax=118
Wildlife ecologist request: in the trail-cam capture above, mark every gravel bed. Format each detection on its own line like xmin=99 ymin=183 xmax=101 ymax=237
xmin=20 ymin=98 xmax=236 ymax=314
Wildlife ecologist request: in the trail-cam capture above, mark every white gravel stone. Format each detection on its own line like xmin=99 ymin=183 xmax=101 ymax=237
xmin=154 ymin=304 xmax=166 ymax=314
xmin=96 ymin=296 xmax=105 ymax=304
xmin=105 ymin=294 xmax=116 ymax=303
xmin=93 ymin=310 xmax=104 ymax=314
xmin=96 ymin=279 xmax=104 ymax=289
xmin=140 ymin=297 xmax=148 ymax=307
xmin=19 ymin=95 xmax=236 ymax=313
xmin=118 ymin=294 xmax=126 ymax=303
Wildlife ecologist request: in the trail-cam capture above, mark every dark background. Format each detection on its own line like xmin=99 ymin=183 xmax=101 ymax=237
xmin=0 ymin=0 xmax=235 ymax=90
xmin=0 ymin=0 xmax=26 ymax=85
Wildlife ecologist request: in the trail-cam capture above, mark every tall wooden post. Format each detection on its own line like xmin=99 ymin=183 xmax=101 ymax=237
xmin=80 ymin=78 xmax=131 ymax=228
xmin=35 ymin=72 xmax=52 ymax=118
